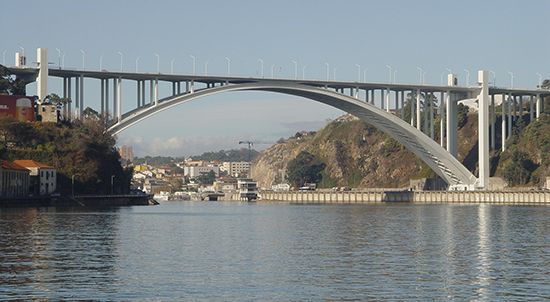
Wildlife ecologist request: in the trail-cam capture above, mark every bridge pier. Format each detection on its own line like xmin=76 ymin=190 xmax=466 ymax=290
xmin=75 ymin=76 xmax=80 ymax=118
xmin=105 ymin=78 xmax=109 ymax=118
xmin=385 ymin=88 xmax=390 ymax=112
xmin=490 ymin=94 xmax=495 ymax=150
xmin=446 ymin=74 xmax=458 ymax=157
xmin=416 ymin=89 xmax=421 ymax=131
xmin=502 ymin=94 xmax=507 ymax=151
xmin=113 ymin=78 xmax=118 ymax=119
xmin=410 ymin=92 xmax=415 ymax=126
xmin=36 ymin=48 xmax=48 ymax=102
xmin=79 ymin=75 xmax=84 ymax=117
xmin=101 ymin=79 xmax=105 ymax=115
xmin=529 ymin=95 xmax=534 ymax=121
xmin=477 ymin=70 xmax=490 ymax=189
xmin=429 ymin=93 xmax=434 ymax=139
xmin=507 ymin=94 xmax=512 ymax=137
xmin=440 ymin=91 xmax=445 ymax=147
xmin=536 ymin=94 xmax=541 ymax=118
xmin=116 ymin=77 xmax=122 ymax=121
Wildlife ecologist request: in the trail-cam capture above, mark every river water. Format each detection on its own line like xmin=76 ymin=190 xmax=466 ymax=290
xmin=0 ymin=202 xmax=548 ymax=301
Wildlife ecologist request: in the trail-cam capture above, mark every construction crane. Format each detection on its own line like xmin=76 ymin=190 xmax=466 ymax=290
xmin=238 ymin=140 xmax=272 ymax=162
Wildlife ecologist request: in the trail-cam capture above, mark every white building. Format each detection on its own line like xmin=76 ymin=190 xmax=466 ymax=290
xmin=222 ymin=162 xmax=251 ymax=177
xmin=184 ymin=166 xmax=220 ymax=178
xmin=13 ymin=160 xmax=56 ymax=195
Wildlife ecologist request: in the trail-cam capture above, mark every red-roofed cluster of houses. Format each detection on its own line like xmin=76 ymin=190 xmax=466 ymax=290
xmin=0 ymin=160 xmax=57 ymax=198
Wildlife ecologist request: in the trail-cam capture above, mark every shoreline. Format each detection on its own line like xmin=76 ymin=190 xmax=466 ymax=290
xmin=0 ymin=194 xmax=157 ymax=208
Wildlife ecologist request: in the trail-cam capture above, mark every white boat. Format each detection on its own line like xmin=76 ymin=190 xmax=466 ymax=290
xmin=237 ymin=178 xmax=258 ymax=201
xmin=153 ymin=191 xmax=170 ymax=201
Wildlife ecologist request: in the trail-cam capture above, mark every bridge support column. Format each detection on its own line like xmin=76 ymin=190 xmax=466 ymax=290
xmin=440 ymin=91 xmax=445 ymax=147
xmin=62 ymin=77 xmax=67 ymax=119
xmin=446 ymin=74 xmax=458 ymax=157
xmin=380 ymin=89 xmax=385 ymax=110
xmin=502 ymin=94 xmax=507 ymax=151
xmin=429 ymin=93 xmax=434 ymax=139
xmin=101 ymin=79 xmax=105 ymax=115
xmin=149 ymin=80 xmax=154 ymax=104
xmin=518 ymin=95 xmax=523 ymax=119
xmin=410 ymin=91 xmax=415 ymax=126
xmin=75 ymin=76 xmax=80 ymax=119
xmin=154 ymin=78 xmax=159 ymax=105
xmin=385 ymin=88 xmax=390 ymax=112
xmin=67 ymin=77 xmax=72 ymax=120
xmin=370 ymin=90 xmax=375 ymax=105
xmin=506 ymin=93 xmax=514 ymax=138
xmin=536 ymin=94 xmax=541 ymax=119
xmin=141 ymin=80 xmax=145 ymax=106
xmin=477 ymin=70 xmax=490 ymax=190
xmin=113 ymin=78 xmax=117 ymax=119
xmin=36 ymin=48 xmax=48 ymax=102
xmin=79 ymin=75 xmax=84 ymax=116
xmin=394 ymin=90 xmax=399 ymax=114
xmin=105 ymin=78 xmax=109 ymax=118
xmin=177 ymin=81 xmax=181 ymax=94
xmin=490 ymin=94 xmax=495 ymax=150
xmin=116 ymin=77 xmax=122 ymax=121
xmin=400 ymin=91 xmax=405 ymax=119
xmin=416 ymin=89 xmax=421 ymax=131
xmin=529 ymin=95 xmax=534 ymax=121
xmin=172 ymin=82 xmax=176 ymax=96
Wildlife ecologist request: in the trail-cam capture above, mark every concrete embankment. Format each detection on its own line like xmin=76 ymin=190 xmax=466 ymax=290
xmin=0 ymin=194 xmax=156 ymax=207
xmin=261 ymin=190 xmax=550 ymax=205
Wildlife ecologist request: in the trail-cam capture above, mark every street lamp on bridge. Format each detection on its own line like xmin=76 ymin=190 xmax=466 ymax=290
xmin=225 ymin=57 xmax=231 ymax=75
xmin=489 ymin=70 xmax=496 ymax=87
xmin=536 ymin=73 xmax=543 ymax=88
xmin=117 ymin=51 xmax=123 ymax=72
xmin=258 ymin=59 xmax=264 ymax=78
xmin=386 ymin=65 xmax=392 ymax=83
xmin=291 ymin=60 xmax=298 ymax=80
xmin=171 ymin=59 xmax=175 ymax=74
xmin=508 ymin=71 xmax=514 ymax=89
xmin=135 ymin=56 xmax=140 ymax=73
xmin=363 ymin=68 xmax=367 ymax=82
xmin=189 ymin=55 xmax=196 ymax=75
xmin=56 ymin=48 xmax=62 ymax=69
xmin=204 ymin=61 xmax=208 ymax=76
xmin=416 ymin=66 xmax=424 ymax=84
xmin=302 ymin=65 xmax=306 ymax=80
xmin=155 ymin=53 xmax=160 ymax=73
xmin=355 ymin=64 xmax=361 ymax=82
xmin=80 ymin=49 xmax=86 ymax=69
xmin=325 ymin=62 xmax=329 ymax=81
xmin=464 ymin=69 xmax=470 ymax=86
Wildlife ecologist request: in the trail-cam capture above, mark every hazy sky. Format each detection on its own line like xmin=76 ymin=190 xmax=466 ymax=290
xmin=2 ymin=0 xmax=549 ymax=156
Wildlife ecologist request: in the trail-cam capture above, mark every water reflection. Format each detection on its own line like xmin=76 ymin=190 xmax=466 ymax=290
xmin=0 ymin=203 xmax=548 ymax=301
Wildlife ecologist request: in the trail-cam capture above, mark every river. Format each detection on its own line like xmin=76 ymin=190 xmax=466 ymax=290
xmin=0 ymin=202 xmax=548 ymax=301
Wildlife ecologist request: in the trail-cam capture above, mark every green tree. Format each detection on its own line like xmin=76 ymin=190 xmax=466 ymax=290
xmin=286 ymin=151 xmax=326 ymax=188
xmin=197 ymin=170 xmax=216 ymax=185
xmin=502 ymin=150 xmax=532 ymax=186
xmin=0 ymin=65 xmax=26 ymax=95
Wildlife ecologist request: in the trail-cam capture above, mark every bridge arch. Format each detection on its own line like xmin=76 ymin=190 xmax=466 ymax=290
xmin=108 ymin=81 xmax=477 ymax=188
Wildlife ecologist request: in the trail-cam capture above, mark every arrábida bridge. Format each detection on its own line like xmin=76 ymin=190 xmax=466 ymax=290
xmin=7 ymin=48 xmax=550 ymax=191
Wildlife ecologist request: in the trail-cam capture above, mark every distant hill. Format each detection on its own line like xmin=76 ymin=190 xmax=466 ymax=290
xmin=133 ymin=148 xmax=259 ymax=165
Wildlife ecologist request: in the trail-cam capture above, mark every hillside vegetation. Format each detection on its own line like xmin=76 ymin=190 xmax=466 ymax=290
xmin=0 ymin=118 xmax=132 ymax=195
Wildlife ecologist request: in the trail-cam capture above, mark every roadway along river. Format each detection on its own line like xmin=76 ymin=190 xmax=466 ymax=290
xmin=0 ymin=202 xmax=548 ymax=300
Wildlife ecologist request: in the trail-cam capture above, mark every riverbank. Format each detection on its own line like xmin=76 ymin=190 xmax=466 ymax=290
xmin=0 ymin=194 xmax=157 ymax=208
xmin=260 ymin=190 xmax=550 ymax=205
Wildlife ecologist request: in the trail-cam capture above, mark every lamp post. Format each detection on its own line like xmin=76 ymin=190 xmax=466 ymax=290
xmin=204 ymin=61 xmax=208 ymax=76
xmin=386 ymin=65 xmax=392 ymax=83
xmin=258 ymin=59 xmax=264 ymax=78
xmin=171 ymin=59 xmax=175 ymax=74
xmin=55 ymin=48 xmax=62 ymax=69
xmin=189 ymin=55 xmax=196 ymax=75
xmin=291 ymin=60 xmax=298 ymax=79
xmin=463 ymin=69 xmax=470 ymax=86
xmin=489 ymin=70 xmax=496 ymax=86
xmin=333 ymin=67 xmax=336 ymax=81
xmin=62 ymin=53 xmax=65 ymax=69
xmin=155 ymin=53 xmax=160 ymax=73
xmin=536 ymin=73 xmax=542 ymax=88
xmin=416 ymin=66 xmax=423 ymax=84
xmin=355 ymin=64 xmax=361 ymax=82
xmin=508 ymin=71 xmax=514 ymax=88
xmin=111 ymin=175 xmax=115 ymax=195
xmin=117 ymin=51 xmax=123 ymax=72
xmin=80 ymin=49 xmax=86 ymax=69
xmin=135 ymin=56 xmax=140 ymax=72
xmin=225 ymin=57 xmax=231 ymax=75
xmin=325 ymin=62 xmax=329 ymax=81
xmin=302 ymin=65 xmax=306 ymax=80
xmin=393 ymin=69 xmax=397 ymax=83
xmin=363 ymin=68 xmax=367 ymax=82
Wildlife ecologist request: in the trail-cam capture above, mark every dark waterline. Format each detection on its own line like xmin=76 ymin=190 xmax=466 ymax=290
xmin=0 ymin=202 xmax=548 ymax=301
